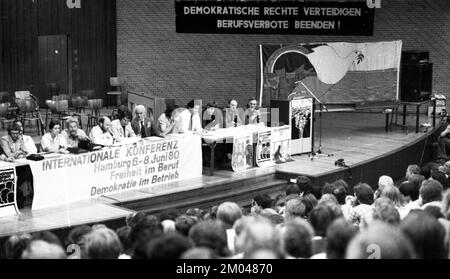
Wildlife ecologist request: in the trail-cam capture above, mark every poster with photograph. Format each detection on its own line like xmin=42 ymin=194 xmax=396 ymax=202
xmin=290 ymin=98 xmax=313 ymax=155
xmin=271 ymin=125 xmax=294 ymax=164
xmin=256 ymin=130 xmax=274 ymax=168
xmin=231 ymin=133 xmax=254 ymax=172
xmin=0 ymin=166 xmax=19 ymax=217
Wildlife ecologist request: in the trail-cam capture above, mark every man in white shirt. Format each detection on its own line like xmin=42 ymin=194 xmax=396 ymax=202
xmin=89 ymin=116 xmax=114 ymax=146
xmin=12 ymin=120 xmax=37 ymax=154
xmin=61 ymin=117 xmax=88 ymax=148
xmin=173 ymin=100 xmax=202 ymax=134
xmin=110 ymin=107 xmax=136 ymax=141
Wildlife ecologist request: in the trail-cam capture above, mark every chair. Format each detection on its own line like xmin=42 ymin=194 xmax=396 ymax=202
xmin=15 ymin=98 xmax=44 ymax=136
xmin=106 ymin=77 xmax=124 ymax=107
xmin=45 ymin=100 xmax=59 ymax=129
xmin=86 ymin=99 xmax=103 ymax=134
xmin=55 ymin=100 xmax=71 ymax=129
xmin=0 ymin=102 xmax=14 ymax=129
xmin=15 ymin=91 xmax=32 ymax=99
xmin=70 ymin=95 xmax=87 ymax=129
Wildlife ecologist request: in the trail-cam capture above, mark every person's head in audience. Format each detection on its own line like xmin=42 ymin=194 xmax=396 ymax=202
xmin=186 ymin=208 xmax=205 ymax=221
xmin=296 ymin=175 xmax=312 ymax=195
xmin=217 ymin=202 xmax=242 ymax=230
xmin=145 ymin=232 xmax=192 ymax=259
xmin=332 ymin=184 xmax=348 ymax=205
xmin=399 ymin=181 xmax=420 ymax=203
xmin=321 ymin=183 xmax=334 ymax=196
xmin=430 ymin=170 xmax=450 ymax=190
xmin=285 ymin=183 xmax=301 ymax=196
xmin=308 ymin=205 xmax=336 ymax=238
xmin=234 ymin=216 xmax=283 ymax=259
xmin=442 ymin=160 xmax=450 ymax=176
xmin=158 ymin=208 xmax=180 ymax=221
xmin=98 ymin=116 xmax=112 ymax=133
xmin=82 ymin=228 xmax=122 ymax=259
xmin=129 ymin=214 xmax=163 ymax=259
xmin=375 ymin=175 xmax=394 ymax=199
xmin=65 ymin=225 xmax=92 ymax=258
xmin=421 ymin=162 xmax=440 ymax=180
xmin=318 ymin=194 xmax=343 ymax=219
xmin=346 ymin=221 xmax=415 ymax=259
xmin=408 ymin=173 xmax=425 ymax=188
xmin=379 ymin=185 xmax=405 ymax=207
xmin=406 ymin=164 xmax=421 ymax=179
xmin=441 ymin=189 xmax=450 ymax=219
xmin=284 ymin=198 xmax=306 ymax=221
xmin=282 ymin=218 xmax=314 ymax=258
xmin=5 ymin=233 xmax=32 ymax=259
xmin=400 ymin=210 xmax=447 ymax=259
xmin=273 ymin=194 xmax=286 ymax=213
xmin=175 ymin=215 xmax=198 ymax=237
xmin=245 ymin=248 xmax=282 ymax=259
xmin=188 ymin=221 xmax=230 ymax=258
xmin=300 ymin=193 xmax=318 ymax=217
xmin=326 ymin=218 xmax=358 ymax=259
xmin=21 ymin=240 xmax=66 ymax=259
xmin=203 ymin=205 xmax=218 ymax=221
xmin=372 ymin=197 xmax=401 ymax=226
xmin=48 ymin=120 xmax=62 ymax=137
xmin=187 ymin=100 xmax=200 ymax=115
xmin=420 ymin=180 xmax=443 ymax=205
xmin=251 ymin=193 xmax=273 ymax=213
xmin=31 ymin=230 xmax=63 ymax=247
xmin=181 ymin=247 xmax=215 ymax=259
xmin=117 ymin=107 xmax=132 ymax=127
xmin=116 ymin=226 xmax=133 ymax=256
xmin=353 ymin=183 xmax=374 ymax=206
xmin=134 ymin=105 xmax=147 ymax=122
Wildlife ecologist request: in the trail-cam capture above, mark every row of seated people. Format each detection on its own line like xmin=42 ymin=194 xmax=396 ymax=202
xmin=0 ymin=97 xmax=262 ymax=160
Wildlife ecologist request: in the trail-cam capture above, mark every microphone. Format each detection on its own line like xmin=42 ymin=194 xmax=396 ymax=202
xmin=234 ymin=115 xmax=238 ymax=127
xmin=256 ymin=115 xmax=260 ymax=124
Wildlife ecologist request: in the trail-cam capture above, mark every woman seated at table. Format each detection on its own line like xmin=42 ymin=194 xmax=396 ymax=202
xmin=203 ymin=102 xmax=223 ymax=131
xmin=224 ymin=99 xmax=243 ymax=128
xmin=0 ymin=123 xmax=29 ymax=162
xmin=40 ymin=120 xmax=69 ymax=154
xmin=244 ymin=98 xmax=261 ymax=125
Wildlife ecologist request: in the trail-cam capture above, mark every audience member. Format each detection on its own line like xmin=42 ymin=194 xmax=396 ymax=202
xmin=21 ymin=240 xmax=66 ymax=259
xmin=83 ymin=228 xmax=122 ymax=259
xmin=325 ymin=218 xmax=358 ymax=259
xmin=145 ymin=233 xmax=192 ymax=259
xmin=282 ymin=218 xmax=314 ymax=259
xmin=188 ymin=221 xmax=230 ymax=258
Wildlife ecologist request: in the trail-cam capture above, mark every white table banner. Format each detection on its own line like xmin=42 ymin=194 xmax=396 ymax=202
xmin=29 ymin=134 xmax=202 ymax=210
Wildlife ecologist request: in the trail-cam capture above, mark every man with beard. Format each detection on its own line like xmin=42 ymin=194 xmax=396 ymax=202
xmin=61 ymin=117 xmax=88 ymax=148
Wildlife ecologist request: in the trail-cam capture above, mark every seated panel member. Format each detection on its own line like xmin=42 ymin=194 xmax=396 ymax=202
xmin=203 ymin=102 xmax=223 ymax=131
xmin=0 ymin=123 xmax=29 ymax=161
xmin=244 ymin=98 xmax=261 ymax=125
xmin=131 ymin=105 xmax=160 ymax=138
xmin=89 ymin=116 xmax=114 ymax=146
xmin=110 ymin=107 xmax=136 ymax=141
xmin=158 ymin=104 xmax=177 ymax=136
xmin=40 ymin=120 xmax=68 ymax=154
xmin=12 ymin=120 xmax=37 ymax=154
xmin=61 ymin=117 xmax=88 ymax=148
xmin=225 ymin=99 xmax=243 ymax=128
xmin=173 ymin=100 xmax=202 ymax=134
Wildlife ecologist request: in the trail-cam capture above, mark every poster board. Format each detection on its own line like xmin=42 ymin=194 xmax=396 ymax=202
xmin=0 ymin=166 xmax=19 ymax=217
xmin=290 ymin=98 xmax=314 ymax=155
xmin=231 ymin=133 xmax=254 ymax=172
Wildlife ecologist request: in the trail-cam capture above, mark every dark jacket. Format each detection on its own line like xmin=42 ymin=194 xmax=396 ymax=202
xmin=131 ymin=117 xmax=160 ymax=138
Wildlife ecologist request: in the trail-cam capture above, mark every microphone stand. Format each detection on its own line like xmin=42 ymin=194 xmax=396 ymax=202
xmin=295 ymin=81 xmax=333 ymax=159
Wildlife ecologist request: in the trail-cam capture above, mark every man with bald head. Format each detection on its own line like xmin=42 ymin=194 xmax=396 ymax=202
xmin=89 ymin=116 xmax=114 ymax=146
xmin=131 ymin=105 xmax=160 ymax=138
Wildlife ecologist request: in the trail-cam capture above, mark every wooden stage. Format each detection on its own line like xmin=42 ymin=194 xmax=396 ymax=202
xmin=0 ymin=111 xmax=443 ymax=250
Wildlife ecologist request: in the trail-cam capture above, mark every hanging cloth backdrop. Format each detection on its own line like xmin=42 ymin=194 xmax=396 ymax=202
xmin=257 ymin=40 xmax=402 ymax=107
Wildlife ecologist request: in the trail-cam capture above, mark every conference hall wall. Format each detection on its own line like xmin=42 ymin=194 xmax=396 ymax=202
xmin=0 ymin=0 xmax=116 ymax=105
xmin=117 ymin=0 xmax=450 ymax=109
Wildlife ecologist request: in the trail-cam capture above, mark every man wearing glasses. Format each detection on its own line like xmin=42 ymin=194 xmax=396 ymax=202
xmin=244 ymin=98 xmax=261 ymax=125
